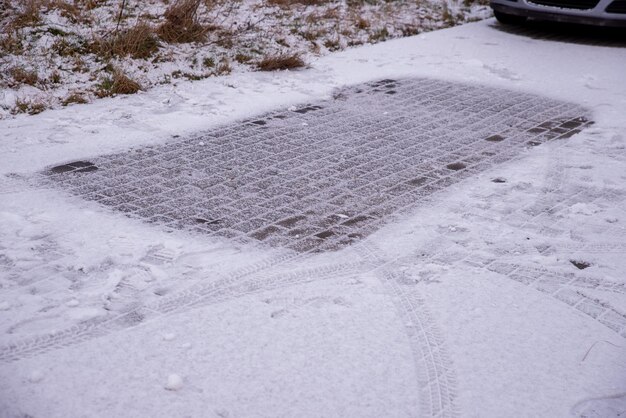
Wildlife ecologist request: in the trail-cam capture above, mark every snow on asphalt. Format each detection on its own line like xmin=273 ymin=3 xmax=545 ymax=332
xmin=1 ymin=19 xmax=626 ymax=417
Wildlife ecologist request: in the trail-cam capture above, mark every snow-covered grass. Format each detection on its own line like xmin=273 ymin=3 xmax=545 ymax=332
xmin=0 ymin=0 xmax=491 ymax=117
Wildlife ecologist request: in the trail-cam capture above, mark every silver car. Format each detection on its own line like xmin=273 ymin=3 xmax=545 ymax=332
xmin=490 ymin=0 xmax=626 ymax=27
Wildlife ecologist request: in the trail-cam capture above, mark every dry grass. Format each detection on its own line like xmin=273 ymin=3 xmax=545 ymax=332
xmin=10 ymin=0 xmax=42 ymax=30
xmin=13 ymin=96 xmax=47 ymax=115
xmin=202 ymin=56 xmax=215 ymax=68
xmin=157 ymin=0 xmax=208 ymax=43
xmin=62 ymin=91 xmax=88 ymax=106
xmin=0 ymin=33 xmax=24 ymax=55
xmin=49 ymin=70 xmax=62 ymax=84
xmin=216 ymin=59 xmax=232 ymax=75
xmin=0 ymin=0 xmax=489 ymax=116
xmin=9 ymin=66 xmax=40 ymax=86
xmin=96 ymin=69 xmax=142 ymax=97
xmin=234 ymin=53 xmax=251 ymax=64
xmin=323 ymin=38 xmax=340 ymax=51
xmin=52 ymin=37 xmax=89 ymax=57
xmin=257 ymin=53 xmax=305 ymax=71
xmin=355 ymin=17 xmax=370 ymax=30
xmin=368 ymin=27 xmax=389 ymax=43
xmin=268 ymin=0 xmax=332 ymax=6
xmin=51 ymin=0 xmax=92 ymax=24
xmin=94 ymin=21 xmax=159 ymax=59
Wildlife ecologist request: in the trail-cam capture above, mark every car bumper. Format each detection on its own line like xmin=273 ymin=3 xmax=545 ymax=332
xmin=490 ymin=0 xmax=626 ymax=27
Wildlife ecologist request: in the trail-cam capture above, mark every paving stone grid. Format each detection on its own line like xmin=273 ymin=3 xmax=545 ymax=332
xmin=41 ymin=78 xmax=592 ymax=253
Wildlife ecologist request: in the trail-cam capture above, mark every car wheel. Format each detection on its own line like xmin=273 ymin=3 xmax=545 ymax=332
xmin=494 ymin=10 xmax=528 ymax=25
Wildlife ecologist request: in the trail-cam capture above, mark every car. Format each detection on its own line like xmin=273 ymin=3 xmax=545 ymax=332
xmin=490 ymin=0 xmax=626 ymax=27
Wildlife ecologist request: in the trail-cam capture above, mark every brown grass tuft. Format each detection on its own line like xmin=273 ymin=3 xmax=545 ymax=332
xmin=257 ymin=53 xmax=305 ymax=71
xmin=11 ymin=0 xmax=42 ymax=29
xmin=52 ymin=37 xmax=88 ymax=57
xmin=9 ymin=66 xmax=40 ymax=86
xmin=94 ymin=21 xmax=159 ymax=59
xmin=355 ymin=17 xmax=370 ymax=30
xmin=52 ymin=0 xmax=92 ymax=24
xmin=62 ymin=91 xmax=88 ymax=106
xmin=13 ymin=96 xmax=47 ymax=115
xmin=216 ymin=58 xmax=231 ymax=75
xmin=96 ymin=69 xmax=142 ymax=97
xmin=0 ymin=33 xmax=24 ymax=55
xmin=268 ymin=0 xmax=331 ymax=7
xmin=157 ymin=0 xmax=208 ymax=43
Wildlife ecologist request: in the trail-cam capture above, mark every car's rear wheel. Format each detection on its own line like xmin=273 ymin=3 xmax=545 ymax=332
xmin=494 ymin=10 xmax=528 ymax=25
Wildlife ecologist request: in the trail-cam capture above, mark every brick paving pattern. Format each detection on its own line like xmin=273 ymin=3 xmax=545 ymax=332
xmin=41 ymin=78 xmax=592 ymax=252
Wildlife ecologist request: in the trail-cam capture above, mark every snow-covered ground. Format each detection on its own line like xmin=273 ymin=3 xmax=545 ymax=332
xmin=0 ymin=0 xmax=490 ymax=116
xmin=1 ymin=19 xmax=626 ymax=417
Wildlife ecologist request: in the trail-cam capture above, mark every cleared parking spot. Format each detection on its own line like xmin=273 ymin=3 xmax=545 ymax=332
xmin=43 ymin=78 xmax=592 ymax=252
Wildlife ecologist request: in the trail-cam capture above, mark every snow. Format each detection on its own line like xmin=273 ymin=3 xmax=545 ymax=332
xmin=0 ymin=0 xmax=490 ymax=116
xmin=164 ymin=374 xmax=184 ymax=391
xmin=27 ymin=370 xmax=44 ymax=384
xmin=1 ymin=18 xmax=626 ymax=418
xmin=65 ymin=299 xmax=79 ymax=307
xmin=161 ymin=333 xmax=176 ymax=341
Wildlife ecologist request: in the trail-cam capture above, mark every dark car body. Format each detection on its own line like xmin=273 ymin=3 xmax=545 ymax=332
xmin=490 ymin=0 xmax=626 ymax=27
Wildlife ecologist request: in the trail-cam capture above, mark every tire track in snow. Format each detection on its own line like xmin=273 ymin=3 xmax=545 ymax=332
xmin=485 ymin=262 xmax=626 ymax=338
xmin=355 ymin=241 xmax=459 ymax=418
xmin=0 ymin=250 xmax=300 ymax=362
xmin=0 ymin=254 xmax=364 ymax=363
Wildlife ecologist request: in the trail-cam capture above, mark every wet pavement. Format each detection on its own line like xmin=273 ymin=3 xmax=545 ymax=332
xmin=42 ymin=78 xmax=592 ymax=252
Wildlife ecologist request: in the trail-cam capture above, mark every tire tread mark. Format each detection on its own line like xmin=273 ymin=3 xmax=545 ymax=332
xmin=356 ymin=241 xmax=458 ymax=418
xmin=0 ymin=251 xmax=300 ymax=362
xmin=485 ymin=261 xmax=626 ymax=338
xmin=187 ymin=262 xmax=362 ymax=308
xmin=0 ymin=258 xmax=362 ymax=363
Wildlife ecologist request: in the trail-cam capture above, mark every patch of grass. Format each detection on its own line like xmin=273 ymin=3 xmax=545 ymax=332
xmin=52 ymin=37 xmax=88 ymax=57
xmin=47 ymin=27 xmax=69 ymax=37
xmin=202 ymin=56 xmax=215 ymax=68
xmin=49 ymin=70 xmax=62 ymax=84
xmin=464 ymin=0 xmax=490 ymax=5
xmin=96 ymin=69 xmax=141 ymax=97
xmin=234 ymin=53 xmax=252 ymax=64
xmin=268 ymin=0 xmax=332 ymax=7
xmin=257 ymin=53 xmax=305 ymax=71
xmin=368 ymin=27 xmax=389 ymax=43
xmin=13 ymin=97 xmax=47 ymax=115
xmin=62 ymin=91 xmax=88 ymax=106
xmin=300 ymin=29 xmax=326 ymax=42
xmin=355 ymin=17 xmax=370 ymax=30
xmin=323 ymin=38 xmax=340 ymax=51
xmin=321 ymin=7 xmax=340 ymax=19
xmin=441 ymin=4 xmax=458 ymax=26
xmin=177 ymin=72 xmax=210 ymax=81
xmin=216 ymin=59 xmax=231 ymax=75
xmin=9 ymin=66 xmax=40 ymax=86
xmin=401 ymin=25 xmax=420 ymax=37
xmin=157 ymin=0 xmax=208 ymax=43
xmin=215 ymin=30 xmax=234 ymax=48
xmin=72 ymin=56 xmax=89 ymax=73
xmin=84 ymin=0 xmax=107 ymax=10
xmin=94 ymin=21 xmax=160 ymax=59
xmin=346 ymin=39 xmax=363 ymax=47
xmin=52 ymin=0 xmax=92 ymax=24
xmin=0 ymin=0 xmax=488 ymax=116
xmin=11 ymin=0 xmax=42 ymax=30
xmin=0 ymin=33 xmax=24 ymax=55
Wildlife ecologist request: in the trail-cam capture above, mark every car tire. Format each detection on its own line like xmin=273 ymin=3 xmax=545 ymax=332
xmin=494 ymin=10 xmax=528 ymax=25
